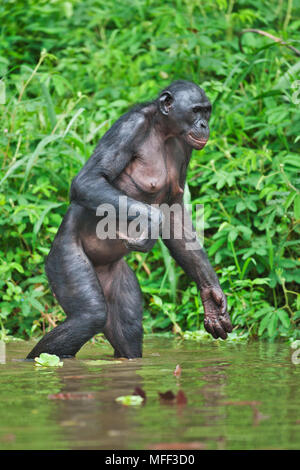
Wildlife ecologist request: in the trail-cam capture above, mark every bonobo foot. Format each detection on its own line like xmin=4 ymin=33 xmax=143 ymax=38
xmin=201 ymin=286 xmax=233 ymax=340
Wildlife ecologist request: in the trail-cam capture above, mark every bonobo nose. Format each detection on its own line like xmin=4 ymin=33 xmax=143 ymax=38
xmin=199 ymin=119 xmax=207 ymax=129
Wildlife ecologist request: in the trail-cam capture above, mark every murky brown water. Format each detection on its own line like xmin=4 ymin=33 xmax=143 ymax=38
xmin=0 ymin=336 xmax=299 ymax=450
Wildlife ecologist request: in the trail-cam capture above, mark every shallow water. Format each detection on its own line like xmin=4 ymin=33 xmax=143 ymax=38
xmin=0 ymin=336 xmax=299 ymax=450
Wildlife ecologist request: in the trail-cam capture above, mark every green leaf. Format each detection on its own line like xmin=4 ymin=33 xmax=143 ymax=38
xmin=22 ymin=134 xmax=63 ymax=189
xmin=246 ymin=200 xmax=257 ymax=212
xmin=267 ymin=313 xmax=278 ymax=337
xmin=0 ymin=80 xmax=5 ymax=104
xmin=277 ymin=309 xmax=290 ymax=329
xmin=258 ymin=312 xmax=272 ymax=335
xmin=251 ymin=278 xmax=270 ymax=285
xmin=236 ymin=201 xmax=246 ymax=213
xmin=208 ymin=238 xmax=226 ymax=257
xmin=34 ymin=353 xmax=63 ymax=367
xmin=115 ymin=395 xmax=143 ymax=406
xmin=228 ymin=229 xmax=238 ymax=242
xmin=294 ymin=195 xmax=300 ymax=220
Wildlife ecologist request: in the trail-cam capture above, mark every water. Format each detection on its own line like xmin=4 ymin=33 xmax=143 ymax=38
xmin=0 ymin=336 xmax=299 ymax=450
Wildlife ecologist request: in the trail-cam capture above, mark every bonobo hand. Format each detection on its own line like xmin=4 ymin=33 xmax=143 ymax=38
xmin=200 ymin=286 xmax=233 ymax=340
xmin=120 ymin=204 xmax=164 ymax=253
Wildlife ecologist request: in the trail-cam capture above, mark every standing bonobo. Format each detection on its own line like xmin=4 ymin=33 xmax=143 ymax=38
xmin=27 ymin=80 xmax=232 ymax=360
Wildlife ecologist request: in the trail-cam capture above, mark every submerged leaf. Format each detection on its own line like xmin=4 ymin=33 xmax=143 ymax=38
xmin=48 ymin=392 xmax=94 ymax=400
xmin=159 ymin=390 xmax=176 ymax=402
xmin=159 ymin=390 xmax=187 ymax=405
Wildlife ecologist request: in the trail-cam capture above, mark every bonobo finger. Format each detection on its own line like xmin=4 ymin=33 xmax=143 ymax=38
xmin=125 ymin=237 xmax=156 ymax=253
xmin=210 ymin=287 xmax=227 ymax=313
xmin=204 ymin=318 xmax=218 ymax=339
xmin=214 ymin=290 xmax=227 ymax=314
xmin=211 ymin=288 xmax=223 ymax=305
xmin=220 ymin=314 xmax=233 ymax=333
xmin=221 ymin=296 xmax=227 ymax=315
xmin=213 ymin=322 xmax=228 ymax=340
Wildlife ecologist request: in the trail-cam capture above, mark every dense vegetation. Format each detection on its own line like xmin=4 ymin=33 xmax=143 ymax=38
xmin=0 ymin=0 xmax=299 ymax=343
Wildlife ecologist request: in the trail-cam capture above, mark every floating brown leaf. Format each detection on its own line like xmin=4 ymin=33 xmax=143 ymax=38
xmin=174 ymin=364 xmax=182 ymax=377
xmin=133 ymin=386 xmax=146 ymax=401
xmin=159 ymin=390 xmax=176 ymax=402
xmin=158 ymin=390 xmax=187 ymax=406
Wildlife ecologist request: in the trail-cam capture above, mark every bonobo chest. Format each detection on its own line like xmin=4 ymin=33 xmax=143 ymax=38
xmin=114 ymin=133 xmax=190 ymax=204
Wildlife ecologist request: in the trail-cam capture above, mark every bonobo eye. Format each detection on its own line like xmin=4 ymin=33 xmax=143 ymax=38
xmin=192 ymin=104 xmax=212 ymax=114
xmin=192 ymin=106 xmax=201 ymax=113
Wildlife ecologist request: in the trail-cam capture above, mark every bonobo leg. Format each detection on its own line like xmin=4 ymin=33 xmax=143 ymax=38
xmin=98 ymin=259 xmax=143 ymax=358
xmin=26 ymin=238 xmax=107 ymax=359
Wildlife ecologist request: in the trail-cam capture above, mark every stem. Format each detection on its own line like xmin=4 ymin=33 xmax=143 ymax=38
xmin=272 ymin=288 xmax=278 ymax=309
xmin=229 ymin=238 xmax=242 ymax=278
xmin=283 ymin=0 xmax=293 ymax=30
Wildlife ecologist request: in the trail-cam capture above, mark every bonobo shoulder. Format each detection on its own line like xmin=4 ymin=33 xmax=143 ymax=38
xmin=121 ymin=101 xmax=156 ymax=132
xmin=100 ymin=109 xmax=148 ymax=149
xmin=127 ymin=110 xmax=148 ymax=131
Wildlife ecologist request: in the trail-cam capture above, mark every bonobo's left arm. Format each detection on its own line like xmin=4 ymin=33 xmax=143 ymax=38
xmin=162 ymin=201 xmax=232 ymax=339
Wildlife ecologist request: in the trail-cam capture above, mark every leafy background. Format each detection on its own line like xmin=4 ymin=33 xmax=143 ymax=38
xmin=0 ymin=0 xmax=299 ymax=343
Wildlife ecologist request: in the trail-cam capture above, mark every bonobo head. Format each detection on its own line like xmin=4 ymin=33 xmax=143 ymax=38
xmin=158 ymin=80 xmax=211 ymax=150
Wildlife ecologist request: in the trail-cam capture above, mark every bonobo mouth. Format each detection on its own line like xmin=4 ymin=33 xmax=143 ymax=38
xmin=187 ymin=133 xmax=208 ymax=149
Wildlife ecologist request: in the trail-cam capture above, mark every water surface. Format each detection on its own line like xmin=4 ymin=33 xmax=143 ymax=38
xmin=0 ymin=337 xmax=299 ymax=450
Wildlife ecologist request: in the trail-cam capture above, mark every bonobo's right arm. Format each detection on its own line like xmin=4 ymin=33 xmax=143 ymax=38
xmin=70 ymin=111 xmax=146 ymax=217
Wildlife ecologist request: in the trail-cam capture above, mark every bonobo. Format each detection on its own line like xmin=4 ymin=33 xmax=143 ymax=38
xmin=27 ymin=80 xmax=232 ymax=360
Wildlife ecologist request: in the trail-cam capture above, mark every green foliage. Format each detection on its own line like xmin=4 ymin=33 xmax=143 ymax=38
xmin=0 ymin=0 xmax=299 ymax=342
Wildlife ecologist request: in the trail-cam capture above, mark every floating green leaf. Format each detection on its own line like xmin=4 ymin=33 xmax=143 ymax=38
xmin=115 ymin=395 xmax=144 ymax=406
xmin=34 ymin=353 xmax=63 ymax=367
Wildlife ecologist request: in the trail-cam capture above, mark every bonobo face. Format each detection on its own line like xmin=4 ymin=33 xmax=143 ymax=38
xmin=158 ymin=81 xmax=212 ymax=150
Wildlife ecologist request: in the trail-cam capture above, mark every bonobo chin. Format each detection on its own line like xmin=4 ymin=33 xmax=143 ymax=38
xmin=26 ymin=80 xmax=232 ymax=360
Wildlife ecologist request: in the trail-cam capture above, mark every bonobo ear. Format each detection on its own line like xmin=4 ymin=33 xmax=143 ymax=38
xmin=158 ymin=91 xmax=174 ymax=116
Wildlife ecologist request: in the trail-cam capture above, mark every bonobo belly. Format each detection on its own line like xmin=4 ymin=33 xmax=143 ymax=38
xmin=76 ymin=205 xmax=158 ymax=267
xmin=82 ymin=234 xmax=129 ymax=266
xmin=77 ymin=209 xmax=130 ymax=266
